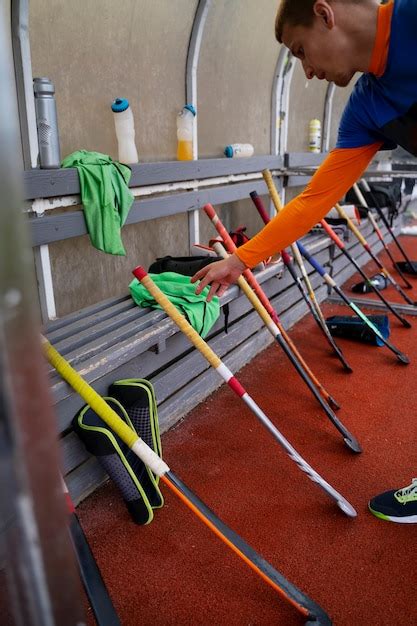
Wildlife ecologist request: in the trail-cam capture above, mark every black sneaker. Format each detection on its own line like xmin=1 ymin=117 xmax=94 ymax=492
xmin=368 ymin=478 xmax=417 ymax=523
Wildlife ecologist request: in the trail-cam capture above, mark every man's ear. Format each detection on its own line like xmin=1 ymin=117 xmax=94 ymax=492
xmin=313 ymin=1 xmax=335 ymax=29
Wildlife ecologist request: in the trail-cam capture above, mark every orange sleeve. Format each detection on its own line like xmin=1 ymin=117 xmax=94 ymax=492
xmin=235 ymin=143 xmax=382 ymax=269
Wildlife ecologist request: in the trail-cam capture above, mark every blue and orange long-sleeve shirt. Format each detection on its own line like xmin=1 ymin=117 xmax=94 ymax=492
xmin=236 ymin=0 xmax=416 ymax=269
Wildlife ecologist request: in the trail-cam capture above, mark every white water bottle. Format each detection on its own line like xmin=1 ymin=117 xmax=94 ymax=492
xmin=309 ymin=119 xmax=321 ymax=153
xmin=111 ymin=98 xmax=138 ymax=164
xmin=224 ymin=143 xmax=254 ymax=158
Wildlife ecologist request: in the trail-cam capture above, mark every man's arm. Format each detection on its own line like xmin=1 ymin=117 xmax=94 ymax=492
xmin=235 ymin=142 xmax=382 ymax=268
xmin=192 ymin=142 xmax=382 ymax=301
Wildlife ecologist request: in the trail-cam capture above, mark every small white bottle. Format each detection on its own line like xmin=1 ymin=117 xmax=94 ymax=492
xmin=176 ymin=104 xmax=196 ymax=161
xmin=111 ymin=98 xmax=139 ymax=164
xmin=309 ymin=119 xmax=321 ymax=153
xmin=224 ymin=143 xmax=254 ymax=158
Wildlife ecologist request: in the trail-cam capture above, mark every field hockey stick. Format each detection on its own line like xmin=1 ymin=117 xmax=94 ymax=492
xmin=249 ymin=188 xmax=352 ymax=372
xmin=62 ymin=478 xmax=121 ymax=626
xmin=295 ymin=242 xmax=410 ymax=364
xmin=133 ymin=266 xmax=357 ymax=517
xmin=204 ymin=203 xmax=341 ymax=410
xmin=251 ymin=188 xmax=336 ymax=339
xmin=353 ymin=183 xmax=413 ymax=288
xmin=43 ymin=337 xmax=334 ymax=625
xmin=320 ymin=219 xmax=411 ymax=328
xmin=335 ymin=202 xmax=417 ymax=307
xmin=360 ymin=179 xmax=417 ymax=277
xmin=250 ymin=191 xmax=329 ymax=332
xmin=261 ymin=171 xmax=353 ymax=372
xmin=212 ymin=241 xmax=361 ymax=453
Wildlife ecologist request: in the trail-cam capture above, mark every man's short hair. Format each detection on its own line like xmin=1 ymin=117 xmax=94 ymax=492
xmin=275 ymin=0 xmax=363 ymax=43
xmin=276 ymin=0 xmax=316 ymax=42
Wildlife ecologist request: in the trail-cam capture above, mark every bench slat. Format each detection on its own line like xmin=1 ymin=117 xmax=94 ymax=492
xmin=50 ymin=310 xmax=167 ymax=371
xmin=47 ymin=298 xmax=138 ymax=344
xmin=48 ymin=305 xmax=158 ymax=355
xmin=46 ymin=294 xmax=132 ymax=332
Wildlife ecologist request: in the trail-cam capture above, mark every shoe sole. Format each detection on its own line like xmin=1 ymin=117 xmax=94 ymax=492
xmin=368 ymin=503 xmax=417 ymax=523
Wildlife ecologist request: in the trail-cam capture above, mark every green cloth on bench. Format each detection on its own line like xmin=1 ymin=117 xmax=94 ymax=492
xmin=129 ymin=272 xmax=220 ymax=338
xmin=62 ymin=150 xmax=134 ymax=255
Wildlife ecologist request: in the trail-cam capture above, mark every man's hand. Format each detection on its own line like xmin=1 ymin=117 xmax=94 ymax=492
xmin=191 ymin=253 xmax=246 ymax=302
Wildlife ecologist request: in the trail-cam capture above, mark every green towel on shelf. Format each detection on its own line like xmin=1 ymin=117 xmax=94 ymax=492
xmin=62 ymin=150 xmax=134 ymax=255
xmin=129 ymin=272 xmax=220 ymax=338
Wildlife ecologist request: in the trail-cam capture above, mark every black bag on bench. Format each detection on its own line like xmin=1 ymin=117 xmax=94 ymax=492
xmin=148 ymin=255 xmax=221 ymax=276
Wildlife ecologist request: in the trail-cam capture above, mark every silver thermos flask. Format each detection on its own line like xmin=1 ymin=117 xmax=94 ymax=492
xmin=33 ymin=77 xmax=61 ymax=168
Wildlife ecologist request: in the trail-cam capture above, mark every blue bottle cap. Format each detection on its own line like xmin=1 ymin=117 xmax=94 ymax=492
xmin=183 ymin=104 xmax=196 ymax=116
xmin=111 ymin=98 xmax=129 ymax=112
xmin=224 ymin=145 xmax=234 ymax=158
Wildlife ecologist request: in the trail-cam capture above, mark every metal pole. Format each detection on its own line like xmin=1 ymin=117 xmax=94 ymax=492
xmin=322 ymin=82 xmax=336 ymax=152
xmin=185 ymin=0 xmax=212 ymax=250
xmin=0 ymin=8 xmax=85 ymax=625
xmin=12 ymin=0 xmax=57 ymax=321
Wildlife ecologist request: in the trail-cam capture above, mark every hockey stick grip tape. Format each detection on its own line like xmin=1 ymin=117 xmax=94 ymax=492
xmin=42 ymin=336 xmax=170 ymax=476
xmin=354 ymin=181 xmax=369 ymax=206
xmin=262 ymin=169 xmax=284 ymax=211
xmin=296 ymin=242 xmax=326 ymax=278
xmin=261 ymin=170 xmax=320 ymax=303
xmin=250 ymin=191 xmax=270 ymax=224
xmin=248 ymin=194 xmax=296 ymax=274
xmin=280 ymin=249 xmax=292 ymax=265
xmin=335 ymin=203 xmax=368 ymax=247
xmin=204 ymin=204 xmax=279 ymax=322
xmin=132 ymin=267 xmax=222 ymax=369
xmin=321 ymin=219 xmax=345 ymax=249
xmin=212 ymin=242 xmax=278 ymax=334
xmin=366 ymin=210 xmax=383 ymax=239
xmin=204 ymin=203 xmax=238 ymax=254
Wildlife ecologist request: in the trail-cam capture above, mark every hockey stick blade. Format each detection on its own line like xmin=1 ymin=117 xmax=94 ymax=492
xmin=166 ymin=472 xmax=333 ymax=625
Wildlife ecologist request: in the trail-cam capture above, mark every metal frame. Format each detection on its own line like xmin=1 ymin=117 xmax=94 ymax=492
xmin=322 ymin=82 xmax=336 ymax=152
xmin=271 ymin=47 xmax=289 ymax=157
xmin=185 ymin=0 xmax=212 ymax=250
xmin=327 ymin=295 xmax=417 ymax=316
xmin=12 ymin=0 xmax=56 ymax=321
xmin=1 ymin=5 xmax=84 ymax=622
xmin=270 ymin=48 xmax=295 ymax=209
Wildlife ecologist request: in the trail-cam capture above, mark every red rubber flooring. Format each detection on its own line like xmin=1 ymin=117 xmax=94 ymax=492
xmin=78 ymin=236 xmax=417 ymax=626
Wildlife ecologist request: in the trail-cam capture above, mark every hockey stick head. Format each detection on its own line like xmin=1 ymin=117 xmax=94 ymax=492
xmin=343 ymin=436 xmax=362 ymax=454
xmin=337 ymin=499 xmax=357 ymax=518
xmin=327 ymin=395 xmax=341 ymax=411
xmin=396 ymin=351 xmax=410 ymax=365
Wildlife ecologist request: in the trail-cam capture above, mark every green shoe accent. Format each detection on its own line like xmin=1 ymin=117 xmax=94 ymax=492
xmin=368 ymin=503 xmax=391 ymax=522
xmin=394 ymin=478 xmax=417 ymax=504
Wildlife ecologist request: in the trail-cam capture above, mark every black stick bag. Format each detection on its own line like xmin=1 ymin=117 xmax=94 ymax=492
xmin=325 ymin=314 xmax=390 ymax=347
xmin=72 ymin=381 xmax=163 ymax=525
xmin=148 ymin=255 xmax=221 ymax=276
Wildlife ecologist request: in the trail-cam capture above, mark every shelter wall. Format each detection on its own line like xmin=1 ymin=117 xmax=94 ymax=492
xmin=28 ymin=0 xmax=354 ymax=317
